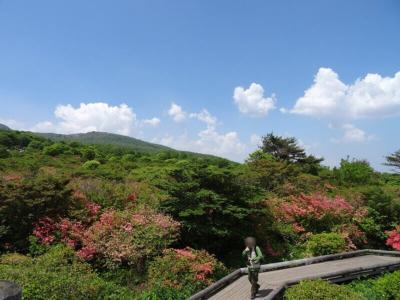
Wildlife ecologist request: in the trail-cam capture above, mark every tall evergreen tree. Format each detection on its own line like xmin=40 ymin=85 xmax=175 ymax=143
xmin=385 ymin=150 xmax=400 ymax=172
xmin=261 ymin=133 xmax=323 ymax=164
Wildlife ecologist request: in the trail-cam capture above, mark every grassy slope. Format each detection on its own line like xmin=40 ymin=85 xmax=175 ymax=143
xmin=35 ymin=131 xmax=222 ymax=160
xmin=37 ymin=131 xmax=172 ymax=153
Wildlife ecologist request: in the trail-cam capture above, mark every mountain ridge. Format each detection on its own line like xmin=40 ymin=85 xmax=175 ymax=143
xmin=0 ymin=123 xmax=226 ymax=160
xmin=0 ymin=123 xmax=11 ymax=130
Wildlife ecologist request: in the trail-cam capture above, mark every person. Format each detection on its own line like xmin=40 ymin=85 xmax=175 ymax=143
xmin=242 ymin=237 xmax=263 ymax=299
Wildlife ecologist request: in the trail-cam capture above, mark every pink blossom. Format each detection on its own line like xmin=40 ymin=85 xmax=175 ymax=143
xmin=386 ymin=225 xmax=400 ymax=251
xmin=86 ymin=202 xmax=101 ymax=216
xmin=174 ymin=248 xmax=196 ymax=259
xmin=122 ymin=222 xmax=133 ymax=232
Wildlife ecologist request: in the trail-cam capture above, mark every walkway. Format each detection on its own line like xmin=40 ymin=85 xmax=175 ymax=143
xmin=189 ymin=249 xmax=400 ymax=300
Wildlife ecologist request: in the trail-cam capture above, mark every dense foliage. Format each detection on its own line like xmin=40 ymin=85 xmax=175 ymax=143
xmin=0 ymin=128 xmax=399 ymax=299
xmin=0 ymin=246 xmax=134 ymax=300
xmin=285 ymin=279 xmax=364 ymax=300
xmin=349 ymin=271 xmax=400 ymax=300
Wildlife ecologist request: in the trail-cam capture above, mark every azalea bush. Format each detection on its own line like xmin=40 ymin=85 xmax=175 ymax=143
xmin=147 ymin=247 xmax=228 ymax=297
xmin=77 ymin=209 xmax=180 ymax=268
xmin=273 ymin=193 xmax=357 ymax=233
xmin=270 ymin=193 xmax=369 ymax=251
xmin=32 ymin=207 xmax=180 ymax=270
xmin=386 ymin=225 xmax=400 ymax=251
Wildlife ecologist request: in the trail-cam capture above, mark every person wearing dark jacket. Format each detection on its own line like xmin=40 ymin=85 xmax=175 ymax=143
xmin=242 ymin=237 xmax=264 ymax=299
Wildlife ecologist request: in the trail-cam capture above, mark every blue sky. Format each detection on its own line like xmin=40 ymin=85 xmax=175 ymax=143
xmin=1 ymin=0 xmax=400 ymax=170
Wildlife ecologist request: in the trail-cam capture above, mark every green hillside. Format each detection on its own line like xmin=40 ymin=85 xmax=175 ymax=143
xmin=37 ymin=131 xmax=173 ymax=153
xmin=0 ymin=123 xmax=10 ymax=130
xmin=35 ymin=131 xmax=219 ymax=160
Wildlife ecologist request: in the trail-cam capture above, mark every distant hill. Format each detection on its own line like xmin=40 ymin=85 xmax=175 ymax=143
xmin=0 ymin=123 xmax=11 ymax=130
xmin=37 ymin=131 xmax=174 ymax=153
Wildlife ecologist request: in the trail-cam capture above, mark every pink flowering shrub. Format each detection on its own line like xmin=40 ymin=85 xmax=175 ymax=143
xmin=78 ymin=209 xmax=180 ymax=267
xmin=272 ymin=193 xmax=365 ymax=232
xmin=269 ymin=193 xmax=368 ymax=250
xmin=32 ymin=208 xmax=180 ymax=269
xmin=386 ymin=225 xmax=400 ymax=251
xmin=147 ymin=247 xmax=227 ymax=294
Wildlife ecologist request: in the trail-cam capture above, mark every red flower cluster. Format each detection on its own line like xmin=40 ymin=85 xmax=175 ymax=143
xmin=175 ymin=248 xmax=196 ymax=259
xmin=32 ymin=217 xmax=57 ymax=245
xmin=278 ymin=193 xmax=354 ymax=222
xmin=386 ymin=225 xmax=400 ymax=251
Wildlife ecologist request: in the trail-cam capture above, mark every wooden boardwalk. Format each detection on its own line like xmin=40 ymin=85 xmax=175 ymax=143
xmin=209 ymin=254 xmax=400 ymax=300
xmin=189 ymin=250 xmax=400 ymax=300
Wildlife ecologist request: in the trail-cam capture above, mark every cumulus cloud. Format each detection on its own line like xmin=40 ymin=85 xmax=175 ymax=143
xmin=158 ymin=105 xmax=246 ymax=160
xmin=141 ymin=117 xmax=161 ymax=127
xmin=31 ymin=121 xmax=54 ymax=132
xmin=190 ymin=109 xmax=218 ymax=127
xmin=154 ymin=127 xmax=246 ymax=161
xmin=168 ymin=102 xmax=187 ymax=122
xmin=0 ymin=118 xmax=24 ymax=130
xmin=195 ymin=127 xmax=246 ymax=157
xmin=233 ymin=83 xmax=276 ymax=117
xmin=250 ymin=134 xmax=262 ymax=146
xmin=289 ymin=68 xmax=400 ymax=119
xmin=31 ymin=102 xmax=138 ymax=135
xmin=332 ymin=124 xmax=375 ymax=143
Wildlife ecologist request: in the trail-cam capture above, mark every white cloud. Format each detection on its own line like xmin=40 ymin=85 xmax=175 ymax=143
xmin=31 ymin=121 xmax=54 ymax=132
xmin=157 ymin=105 xmax=246 ymax=160
xmin=195 ymin=127 xmax=246 ymax=157
xmin=142 ymin=117 xmax=160 ymax=127
xmin=250 ymin=134 xmax=262 ymax=146
xmin=190 ymin=109 xmax=218 ymax=127
xmin=163 ymin=103 xmax=246 ymax=159
xmin=32 ymin=102 xmax=137 ymax=135
xmin=168 ymin=102 xmax=187 ymax=122
xmin=155 ymin=127 xmax=246 ymax=161
xmin=0 ymin=118 xmax=24 ymax=130
xmin=332 ymin=124 xmax=375 ymax=143
xmin=289 ymin=68 xmax=400 ymax=119
xmin=233 ymin=83 xmax=276 ymax=117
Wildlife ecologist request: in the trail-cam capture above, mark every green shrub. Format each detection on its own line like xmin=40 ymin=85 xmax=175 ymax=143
xmin=0 ymin=245 xmax=135 ymax=300
xmin=349 ymin=278 xmax=386 ymax=300
xmin=285 ymin=279 xmax=364 ymax=300
xmin=350 ymin=271 xmax=400 ymax=300
xmin=137 ymin=284 xmax=189 ymax=300
xmin=82 ymin=160 xmax=101 ymax=170
xmin=376 ymin=270 xmax=400 ymax=299
xmin=335 ymin=158 xmax=375 ymax=186
xmin=304 ymin=232 xmax=346 ymax=256
xmin=81 ymin=147 xmax=97 ymax=160
xmin=27 ymin=140 xmax=44 ymax=150
xmin=0 ymin=176 xmax=72 ymax=250
xmin=43 ymin=143 xmax=70 ymax=156
xmin=0 ymin=145 xmax=9 ymax=158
